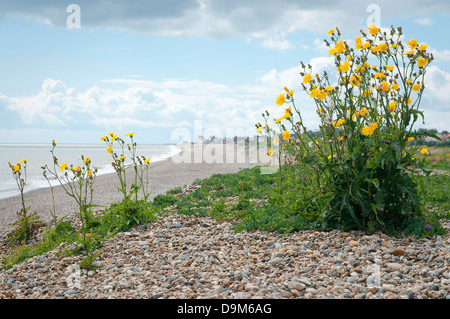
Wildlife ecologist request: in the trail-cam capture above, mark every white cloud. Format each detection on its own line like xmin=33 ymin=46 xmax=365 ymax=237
xmin=414 ymin=18 xmax=434 ymax=26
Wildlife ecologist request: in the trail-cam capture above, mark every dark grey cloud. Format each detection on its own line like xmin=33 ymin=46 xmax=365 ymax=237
xmin=0 ymin=0 xmax=449 ymax=37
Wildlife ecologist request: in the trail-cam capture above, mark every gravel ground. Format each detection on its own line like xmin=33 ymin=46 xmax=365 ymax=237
xmin=1 ymin=211 xmax=449 ymax=300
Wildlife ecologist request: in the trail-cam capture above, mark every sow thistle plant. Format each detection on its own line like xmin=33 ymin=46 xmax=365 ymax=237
xmin=101 ymin=131 xmax=152 ymax=201
xmin=42 ymin=140 xmax=98 ymax=235
xmin=7 ymin=159 xmax=41 ymax=245
xmin=258 ymin=24 xmax=444 ymax=235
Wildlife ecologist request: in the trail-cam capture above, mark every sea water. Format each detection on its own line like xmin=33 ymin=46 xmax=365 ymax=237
xmin=0 ymin=144 xmax=181 ymax=200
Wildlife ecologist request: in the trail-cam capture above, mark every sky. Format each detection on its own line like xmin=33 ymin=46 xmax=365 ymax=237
xmin=0 ymin=0 xmax=449 ymax=144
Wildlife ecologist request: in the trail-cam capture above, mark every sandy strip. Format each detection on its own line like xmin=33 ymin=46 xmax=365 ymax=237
xmin=0 ymin=143 xmax=274 ymax=234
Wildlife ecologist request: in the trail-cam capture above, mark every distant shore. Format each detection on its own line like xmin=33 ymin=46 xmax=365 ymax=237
xmin=0 ymin=143 xmax=272 ymax=234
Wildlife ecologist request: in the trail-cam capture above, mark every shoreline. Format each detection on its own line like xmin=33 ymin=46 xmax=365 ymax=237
xmin=0 ymin=143 xmax=269 ymax=235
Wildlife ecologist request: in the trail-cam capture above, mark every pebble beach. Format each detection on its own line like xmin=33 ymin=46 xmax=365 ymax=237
xmin=0 ymin=144 xmax=449 ymax=300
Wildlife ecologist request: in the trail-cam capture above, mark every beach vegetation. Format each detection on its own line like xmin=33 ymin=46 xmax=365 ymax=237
xmin=7 ymin=159 xmax=41 ymax=246
xmin=252 ymin=24 xmax=446 ymax=236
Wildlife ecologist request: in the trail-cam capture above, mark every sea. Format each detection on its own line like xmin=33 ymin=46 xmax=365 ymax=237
xmin=0 ymin=143 xmax=181 ymax=200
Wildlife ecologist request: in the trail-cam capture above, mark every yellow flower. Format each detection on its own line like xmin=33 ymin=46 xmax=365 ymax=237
xmin=350 ymin=75 xmax=360 ymax=86
xmin=309 ymin=88 xmax=320 ymax=98
xmin=120 ymin=155 xmax=126 ymax=161
xmin=362 ymin=41 xmax=371 ymax=50
xmin=303 ymin=74 xmax=312 ymax=84
xmin=407 ymin=137 xmax=415 ymax=142
xmin=371 ymin=122 xmax=378 ymax=130
xmin=338 ymin=61 xmax=350 ymax=73
xmin=257 ymin=127 xmax=262 ymax=133
xmin=111 ymin=134 xmax=118 ymax=142
xmin=125 ymin=131 xmax=135 ymax=137
xmin=86 ymin=233 xmax=91 ymax=238
xmin=108 ymin=132 xmax=115 ymax=136
xmin=360 ymin=107 xmax=368 ymax=116
xmin=328 ymin=29 xmax=335 ymax=35
xmin=406 ymin=78 xmax=413 ymax=84
xmin=412 ymin=83 xmax=421 ymax=91
xmin=407 ymin=38 xmax=418 ymax=50
xmin=100 ymin=135 xmax=107 ymax=142
xmin=407 ymin=97 xmax=412 ymax=105
xmin=333 ymin=119 xmax=345 ymax=127
xmin=84 ymin=157 xmax=90 ymax=163
xmin=368 ymin=23 xmax=380 ymax=36
xmin=361 ymin=125 xmax=375 ymax=136
xmin=276 ymin=94 xmax=285 ymax=106
xmin=418 ymin=44 xmax=427 ymax=51
xmin=381 ymin=81 xmax=390 ymax=92
xmin=420 ymin=146 xmax=429 ymax=154
xmin=13 ymin=164 xmax=20 ymax=173
xmin=281 ymin=130 xmax=291 ymax=141
xmin=325 ymin=86 xmax=335 ymax=92
xmin=143 ymin=158 xmax=151 ymax=164
xmin=405 ymin=50 xmax=415 ymax=56
xmin=389 ymin=101 xmax=397 ymax=113
xmin=267 ymin=148 xmax=274 ymax=156
xmin=417 ymin=57 xmax=428 ymax=68
xmin=391 ymin=83 xmax=400 ymax=91
xmin=88 ymin=170 xmax=93 ymax=178
xmin=384 ymin=65 xmax=394 ymax=71
xmin=60 ymin=162 xmax=67 ymax=171
xmin=107 ymin=145 xmax=113 ymax=153
xmin=328 ymin=40 xmax=345 ymax=55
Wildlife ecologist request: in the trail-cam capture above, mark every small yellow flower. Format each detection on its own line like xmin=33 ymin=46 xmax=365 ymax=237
xmin=407 ymin=38 xmax=418 ymax=50
xmin=303 ymin=74 xmax=312 ymax=84
xmin=88 ymin=170 xmax=93 ymax=178
xmin=360 ymin=107 xmax=368 ymax=116
xmin=412 ymin=83 xmax=421 ymax=91
xmin=143 ymin=158 xmax=151 ymax=164
xmin=407 ymin=97 xmax=413 ymax=105
xmin=111 ymin=134 xmax=118 ymax=142
xmin=407 ymin=137 xmax=415 ymax=142
xmin=362 ymin=41 xmax=371 ymax=49
xmin=107 ymin=145 xmax=113 ymax=153
xmin=333 ymin=119 xmax=345 ymax=127
xmin=381 ymin=81 xmax=390 ymax=92
xmin=388 ymin=101 xmax=397 ymax=113
xmin=120 ymin=155 xmax=126 ymax=160
xmin=108 ymin=132 xmax=115 ymax=136
xmin=385 ymin=65 xmax=395 ymax=72
xmin=86 ymin=233 xmax=91 ymax=238
xmin=328 ymin=29 xmax=335 ymax=35
xmin=338 ymin=61 xmax=350 ymax=73
xmin=406 ymin=78 xmax=413 ymax=84
xmin=325 ymin=86 xmax=335 ymax=92
xmin=60 ymin=162 xmax=67 ymax=171
xmin=417 ymin=57 xmax=428 ymax=68
xmin=13 ymin=164 xmax=20 ymax=173
xmin=100 ymin=135 xmax=107 ymax=142
xmin=420 ymin=146 xmax=429 ymax=154
xmin=391 ymin=83 xmax=400 ymax=91
xmin=418 ymin=44 xmax=427 ymax=51
xmin=125 ymin=131 xmax=135 ymax=137
xmin=267 ymin=148 xmax=274 ymax=156
xmin=361 ymin=125 xmax=375 ymax=136
xmin=281 ymin=130 xmax=291 ymax=141
xmin=276 ymin=93 xmax=285 ymax=106
xmin=84 ymin=157 xmax=90 ymax=163
xmin=368 ymin=23 xmax=380 ymax=36
xmin=257 ymin=127 xmax=262 ymax=133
